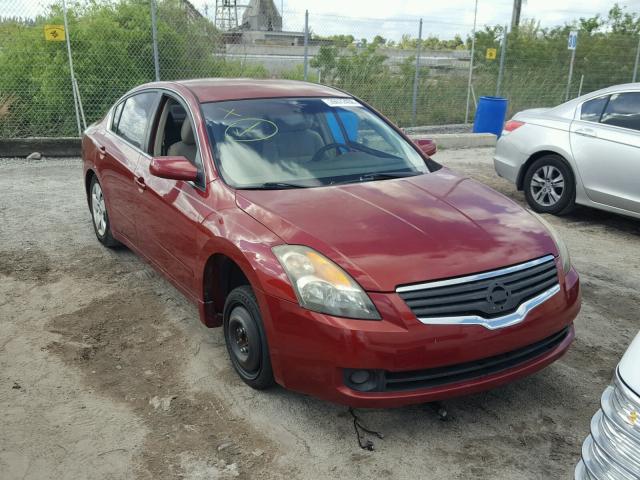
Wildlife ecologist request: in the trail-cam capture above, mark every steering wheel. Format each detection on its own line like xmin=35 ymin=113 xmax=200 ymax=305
xmin=310 ymin=143 xmax=351 ymax=162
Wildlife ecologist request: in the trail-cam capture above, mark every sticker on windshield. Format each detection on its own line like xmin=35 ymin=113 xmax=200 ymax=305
xmin=321 ymin=98 xmax=362 ymax=108
xmin=225 ymin=118 xmax=279 ymax=142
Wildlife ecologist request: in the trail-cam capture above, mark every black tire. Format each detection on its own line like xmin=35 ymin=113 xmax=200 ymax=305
xmin=523 ymin=154 xmax=576 ymax=215
xmin=223 ymin=285 xmax=275 ymax=390
xmin=88 ymin=175 xmax=120 ymax=248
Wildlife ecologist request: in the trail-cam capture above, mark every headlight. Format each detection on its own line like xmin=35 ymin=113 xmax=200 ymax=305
xmin=529 ymin=211 xmax=571 ymax=274
xmin=272 ymin=245 xmax=380 ymax=320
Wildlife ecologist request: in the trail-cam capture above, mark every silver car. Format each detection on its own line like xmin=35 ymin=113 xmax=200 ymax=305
xmin=494 ymin=83 xmax=640 ymax=218
xmin=575 ymin=331 xmax=640 ymax=479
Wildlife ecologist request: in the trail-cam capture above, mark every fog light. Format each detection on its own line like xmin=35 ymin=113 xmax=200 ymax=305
xmin=343 ymin=368 xmax=381 ymax=392
xmin=350 ymin=370 xmax=371 ymax=385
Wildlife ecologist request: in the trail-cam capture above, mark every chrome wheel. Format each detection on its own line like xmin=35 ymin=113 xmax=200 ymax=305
xmin=530 ymin=165 xmax=565 ymax=207
xmin=227 ymin=305 xmax=261 ymax=379
xmin=91 ymin=181 xmax=107 ymax=237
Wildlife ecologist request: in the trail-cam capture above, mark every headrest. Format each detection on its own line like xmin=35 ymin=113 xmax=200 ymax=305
xmin=277 ymin=112 xmax=312 ymax=133
xmin=181 ymin=120 xmax=195 ymax=145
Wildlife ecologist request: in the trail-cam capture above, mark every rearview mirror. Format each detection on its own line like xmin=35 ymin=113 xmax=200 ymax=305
xmin=413 ymin=138 xmax=437 ymax=157
xmin=149 ymin=156 xmax=198 ymax=182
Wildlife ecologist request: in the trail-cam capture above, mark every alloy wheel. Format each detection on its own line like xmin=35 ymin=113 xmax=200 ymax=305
xmin=91 ymin=181 xmax=107 ymax=236
xmin=530 ymin=165 xmax=565 ymax=207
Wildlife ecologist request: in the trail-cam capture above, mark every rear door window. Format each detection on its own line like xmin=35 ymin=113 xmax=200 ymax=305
xmin=580 ymin=96 xmax=608 ymax=123
xmin=600 ymin=92 xmax=640 ymax=131
xmin=114 ymin=92 xmax=158 ymax=150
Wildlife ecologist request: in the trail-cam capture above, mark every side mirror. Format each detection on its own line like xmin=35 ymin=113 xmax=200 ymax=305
xmin=413 ymin=138 xmax=437 ymax=157
xmin=149 ymin=156 xmax=198 ymax=182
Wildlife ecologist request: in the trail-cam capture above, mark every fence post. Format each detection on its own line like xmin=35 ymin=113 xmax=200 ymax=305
xmin=565 ymin=46 xmax=576 ymax=101
xmin=411 ymin=18 xmax=423 ymax=127
xmin=633 ymin=35 xmax=640 ymax=83
xmin=303 ymin=10 xmax=309 ymax=81
xmin=150 ymin=0 xmax=160 ymax=81
xmin=465 ymin=0 xmax=478 ymax=124
xmin=496 ymin=25 xmax=507 ymax=97
xmin=62 ymin=0 xmax=82 ymax=137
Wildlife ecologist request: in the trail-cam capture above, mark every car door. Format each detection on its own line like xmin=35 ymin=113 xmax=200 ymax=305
xmin=133 ymin=93 xmax=211 ymax=296
xmin=570 ymin=91 xmax=640 ymax=213
xmin=98 ymin=92 xmax=158 ymax=243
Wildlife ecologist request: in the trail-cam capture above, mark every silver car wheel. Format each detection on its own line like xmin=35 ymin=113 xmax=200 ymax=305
xmin=530 ymin=165 xmax=565 ymax=207
xmin=91 ymin=181 xmax=107 ymax=237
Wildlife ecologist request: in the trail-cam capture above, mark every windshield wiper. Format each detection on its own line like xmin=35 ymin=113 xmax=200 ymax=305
xmin=358 ymin=171 xmax=421 ymax=181
xmin=244 ymin=182 xmax=311 ymax=190
xmin=346 ymin=142 xmax=403 ymax=161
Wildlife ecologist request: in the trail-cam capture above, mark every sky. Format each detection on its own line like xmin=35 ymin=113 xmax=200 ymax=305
xmin=200 ymin=0 xmax=640 ymax=40
xmin=2 ymin=0 xmax=639 ymax=40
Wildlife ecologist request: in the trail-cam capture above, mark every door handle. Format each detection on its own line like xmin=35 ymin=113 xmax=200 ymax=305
xmin=135 ymin=176 xmax=146 ymax=190
xmin=575 ymin=128 xmax=597 ymax=138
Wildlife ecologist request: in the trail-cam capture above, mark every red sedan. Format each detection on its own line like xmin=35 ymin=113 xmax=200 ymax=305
xmin=82 ymin=79 xmax=580 ymax=408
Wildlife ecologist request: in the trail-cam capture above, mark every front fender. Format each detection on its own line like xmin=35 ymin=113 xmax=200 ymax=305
xmin=198 ymin=207 xmax=298 ymax=310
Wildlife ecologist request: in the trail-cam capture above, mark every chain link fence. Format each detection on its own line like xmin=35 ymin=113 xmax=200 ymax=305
xmin=1 ymin=0 xmax=639 ymax=138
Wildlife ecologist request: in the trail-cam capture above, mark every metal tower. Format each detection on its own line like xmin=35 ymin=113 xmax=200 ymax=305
xmin=214 ymin=0 xmax=239 ymax=30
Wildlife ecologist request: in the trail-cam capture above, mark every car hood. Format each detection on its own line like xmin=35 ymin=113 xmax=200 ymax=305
xmin=618 ymin=331 xmax=640 ymax=395
xmin=236 ymin=168 xmax=558 ymax=292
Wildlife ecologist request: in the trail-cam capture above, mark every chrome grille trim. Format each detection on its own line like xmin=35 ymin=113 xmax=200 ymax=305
xmin=414 ymin=284 xmax=560 ymax=330
xmin=396 ymin=255 xmax=560 ymax=330
xmin=396 ymin=255 xmax=556 ymax=293
xmin=575 ymin=370 xmax=640 ymax=479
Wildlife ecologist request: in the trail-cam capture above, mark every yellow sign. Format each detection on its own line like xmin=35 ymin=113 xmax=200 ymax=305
xmin=486 ymin=48 xmax=497 ymax=60
xmin=44 ymin=25 xmax=65 ymax=42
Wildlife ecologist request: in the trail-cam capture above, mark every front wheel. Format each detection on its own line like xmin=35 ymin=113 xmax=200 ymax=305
xmin=223 ymin=285 xmax=275 ymax=390
xmin=523 ymin=155 xmax=576 ymax=215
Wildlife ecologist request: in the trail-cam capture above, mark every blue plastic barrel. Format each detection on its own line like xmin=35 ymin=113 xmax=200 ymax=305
xmin=473 ymin=96 xmax=508 ymax=137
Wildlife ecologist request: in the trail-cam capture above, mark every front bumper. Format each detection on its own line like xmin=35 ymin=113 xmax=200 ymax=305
xmin=575 ymin=370 xmax=640 ymax=479
xmin=257 ymin=266 xmax=580 ymax=408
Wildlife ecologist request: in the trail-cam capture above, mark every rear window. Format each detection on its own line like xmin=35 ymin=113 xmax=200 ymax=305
xmin=580 ymin=96 xmax=608 ymax=123
xmin=600 ymin=92 xmax=640 ymax=131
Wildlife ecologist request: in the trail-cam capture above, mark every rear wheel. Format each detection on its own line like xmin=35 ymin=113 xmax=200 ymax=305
xmin=223 ymin=285 xmax=274 ymax=390
xmin=89 ymin=176 xmax=120 ymax=247
xmin=523 ymin=154 xmax=576 ymax=215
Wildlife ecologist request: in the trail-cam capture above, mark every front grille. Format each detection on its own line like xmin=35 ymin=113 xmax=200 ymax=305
xmin=398 ymin=256 xmax=559 ymax=320
xmin=344 ymin=327 xmax=570 ymax=392
xmin=575 ymin=373 xmax=640 ymax=479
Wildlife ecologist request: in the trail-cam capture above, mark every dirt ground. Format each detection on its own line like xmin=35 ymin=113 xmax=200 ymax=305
xmin=1 ymin=149 xmax=639 ymax=480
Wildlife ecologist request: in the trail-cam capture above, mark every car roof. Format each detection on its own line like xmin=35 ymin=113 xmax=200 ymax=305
xmin=167 ymin=78 xmax=351 ymax=103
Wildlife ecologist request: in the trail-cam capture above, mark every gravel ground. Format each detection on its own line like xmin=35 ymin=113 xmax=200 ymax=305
xmin=1 ymin=149 xmax=639 ymax=479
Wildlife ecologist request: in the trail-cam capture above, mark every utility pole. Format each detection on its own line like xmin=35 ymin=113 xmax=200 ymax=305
xmin=511 ymin=0 xmax=522 ymax=30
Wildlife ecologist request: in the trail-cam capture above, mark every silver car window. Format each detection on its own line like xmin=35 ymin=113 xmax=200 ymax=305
xmin=580 ymin=96 xmax=608 ymax=123
xmin=600 ymin=92 xmax=640 ymax=132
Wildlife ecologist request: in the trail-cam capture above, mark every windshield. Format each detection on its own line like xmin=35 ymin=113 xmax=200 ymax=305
xmin=201 ymin=97 xmax=429 ymax=189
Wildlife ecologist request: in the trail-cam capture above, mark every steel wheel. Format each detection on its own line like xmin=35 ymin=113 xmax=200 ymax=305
xmin=91 ymin=181 xmax=107 ymax=236
xmin=530 ymin=165 xmax=565 ymax=207
xmin=223 ymin=285 xmax=274 ymax=390
xmin=227 ymin=305 xmax=261 ymax=379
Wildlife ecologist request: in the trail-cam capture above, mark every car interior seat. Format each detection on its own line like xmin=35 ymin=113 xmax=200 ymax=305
xmin=263 ymin=112 xmax=324 ymax=162
xmin=168 ymin=119 xmax=197 ymax=165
